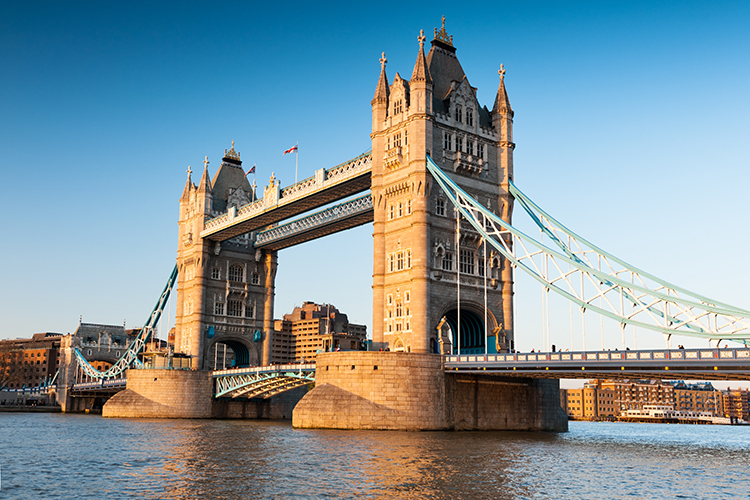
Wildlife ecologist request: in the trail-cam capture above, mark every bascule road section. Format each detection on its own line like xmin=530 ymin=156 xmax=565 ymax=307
xmin=199 ymin=152 xmax=373 ymax=242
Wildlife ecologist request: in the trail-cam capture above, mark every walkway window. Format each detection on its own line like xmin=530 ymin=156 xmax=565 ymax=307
xmin=229 ymin=264 xmax=244 ymax=282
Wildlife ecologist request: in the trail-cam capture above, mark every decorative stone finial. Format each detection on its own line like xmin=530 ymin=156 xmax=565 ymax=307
xmin=380 ymin=52 xmax=387 ymax=69
xmin=203 ymin=156 xmax=210 ymax=169
xmin=224 ymin=140 xmax=241 ymax=161
xmin=433 ymin=15 xmax=453 ymax=46
xmin=269 ymin=172 xmax=276 ymax=187
xmin=187 ymin=165 xmax=192 ymax=175
xmin=499 ymin=63 xmax=506 ymax=80
xmin=418 ymin=29 xmax=426 ymax=49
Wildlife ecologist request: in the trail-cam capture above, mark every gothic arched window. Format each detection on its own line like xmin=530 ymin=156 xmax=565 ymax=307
xmin=228 ymin=264 xmax=244 ymax=282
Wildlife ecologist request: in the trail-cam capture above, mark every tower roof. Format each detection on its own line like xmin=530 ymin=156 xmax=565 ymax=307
xmin=410 ymin=29 xmax=432 ymax=84
xmin=426 ymin=17 xmax=466 ymax=114
xmin=210 ymin=142 xmax=252 ymax=212
xmin=372 ymin=52 xmax=390 ymax=105
xmin=491 ymin=64 xmax=513 ymax=117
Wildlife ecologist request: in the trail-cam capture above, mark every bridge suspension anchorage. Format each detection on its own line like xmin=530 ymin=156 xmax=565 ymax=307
xmin=425 ymin=155 xmax=750 ymax=347
xmin=74 ymin=265 xmax=179 ymax=380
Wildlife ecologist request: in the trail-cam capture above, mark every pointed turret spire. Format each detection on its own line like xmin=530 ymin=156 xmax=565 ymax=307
xmin=492 ymin=64 xmax=513 ymax=117
xmin=180 ymin=165 xmax=193 ymax=201
xmin=372 ymin=52 xmax=390 ymax=105
xmin=197 ymin=156 xmax=211 ymax=193
xmin=411 ymin=29 xmax=432 ymax=83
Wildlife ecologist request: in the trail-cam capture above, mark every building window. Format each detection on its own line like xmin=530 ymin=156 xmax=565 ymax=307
xmin=389 ymin=204 xmax=395 ymax=220
xmin=397 ymin=252 xmax=404 ymax=271
xmin=396 ymin=302 xmax=403 ymax=317
xmin=405 ymin=291 xmax=410 ymax=302
xmin=387 ymin=294 xmax=393 ymax=305
xmin=404 ymin=130 xmax=408 ymax=145
xmin=389 ymin=254 xmax=394 ymax=272
xmin=229 ymin=264 xmax=244 ymax=282
xmin=444 ymin=132 xmax=452 ymax=151
xmin=456 ymin=136 xmax=463 ymax=152
xmin=398 ymin=202 xmax=403 ymax=217
xmin=251 ymin=273 xmax=260 ymax=285
xmin=406 ymin=198 xmax=412 ymax=214
xmin=406 ymin=249 xmax=411 ymax=268
xmin=460 ymin=249 xmax=475 ymax=274
xmin=211 ymin=268 xmax=220 ymax=280
xmin=245 ymin=302 xmax=255 ymax=318
xmin=436 ymin=198 xmax=446 ymax=216
xmin=442 ymin=252 xmax=454 ymax=271
xmin=394 ymin=99 xmax=403 ymax=114
xmin=468 ymin=140 xmax=475 ymax=156
xmin=467 ymin=108 xmax=473 ymax=126
xmin=227 ymin=300 xmax=243 ymax=317
xmin=456 ymin=106 xmax=463 ymax=123
xmin=478 ymin=143 xmax=484 ymax=159
xmin=214 ymin=302 xmax=224 ymax=315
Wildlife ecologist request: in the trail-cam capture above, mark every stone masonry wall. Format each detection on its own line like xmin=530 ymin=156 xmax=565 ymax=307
xmin=102 ymin=369 xmax=213 ymax=419
xmin=446 ymin=375 xmax=568 ymax=431
xmin=293 ymin=352 xmax=448 ymax=430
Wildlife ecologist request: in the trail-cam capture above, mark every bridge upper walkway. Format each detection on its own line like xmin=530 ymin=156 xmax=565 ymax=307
xmin=200 ymin=152 xmax=372 ymax=242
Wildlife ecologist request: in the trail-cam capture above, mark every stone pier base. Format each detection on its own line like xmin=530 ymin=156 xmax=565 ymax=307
xmin=292 ymin=352 xmax=567 ymax=431
xmin=103 ymin=369 xmax=213 ymax=418
xmin=103 ymin=369 xmax=309 ymax=420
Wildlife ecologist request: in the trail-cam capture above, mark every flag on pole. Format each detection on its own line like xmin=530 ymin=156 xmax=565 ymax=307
xmin=244 ymin=164 xmax=256 ymax=176
xmin=283 ymin=145 xmax=298 ymax=155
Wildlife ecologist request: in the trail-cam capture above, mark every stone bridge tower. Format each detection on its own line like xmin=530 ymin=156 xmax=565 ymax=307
xmin=174 ymin=143 xmax=276 ymax=370
xmin=371 ymin=19 xmax=515 ymax=354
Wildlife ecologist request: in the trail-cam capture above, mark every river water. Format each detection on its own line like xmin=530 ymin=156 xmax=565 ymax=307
xmin=1 ymin=413 xmax=748 ymax=499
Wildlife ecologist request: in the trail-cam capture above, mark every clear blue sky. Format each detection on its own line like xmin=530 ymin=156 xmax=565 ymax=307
xmin=2 ymin=1 xmax=749 ymax=357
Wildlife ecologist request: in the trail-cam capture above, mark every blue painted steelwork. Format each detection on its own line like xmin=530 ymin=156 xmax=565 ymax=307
xmin=444 ymin=348 xmax=750 ymax=380
xmin=425 ymin=155 xmax=750 ymax=344
xmin=213 ymin=364 xmax=315 ymax=399
xmin=74 ymin=265 xmax=179 ymax=380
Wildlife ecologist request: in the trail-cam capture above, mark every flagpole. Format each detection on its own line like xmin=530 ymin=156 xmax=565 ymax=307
xmin=295 ymin=140 xmax=299 ymax=184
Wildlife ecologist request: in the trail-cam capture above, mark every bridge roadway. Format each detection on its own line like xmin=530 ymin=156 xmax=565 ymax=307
xmin=200 ymin=152 xmax=372 ymax=242
xmin=209 ymin=348 xmax=750 ymax=398
xmin=446 ymin=347 xmax=750 ymax=381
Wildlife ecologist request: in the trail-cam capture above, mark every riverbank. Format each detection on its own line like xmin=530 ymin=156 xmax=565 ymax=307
xmin=0 ymin=405 xmax=61 ymax=413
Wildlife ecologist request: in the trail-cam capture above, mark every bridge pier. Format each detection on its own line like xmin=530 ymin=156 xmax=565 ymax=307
xmin=292 ymin=352 xmax=567 ymax=431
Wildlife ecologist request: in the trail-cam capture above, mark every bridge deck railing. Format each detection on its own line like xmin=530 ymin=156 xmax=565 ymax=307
xmin=211 ymin=363 xmax=316 ymax=378
xmin=446 ymin=348 xmax=750 ymax=366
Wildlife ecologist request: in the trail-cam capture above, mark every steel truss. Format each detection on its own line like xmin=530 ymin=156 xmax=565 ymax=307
xmin=74 ymin=265 xmax=179 ymax=379
xmin=425 ymin=155 xmax=750 ymax=345
xmin=213 ymin=365 xmax=316 ymax=399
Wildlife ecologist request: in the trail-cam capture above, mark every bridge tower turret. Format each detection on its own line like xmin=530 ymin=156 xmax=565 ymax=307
xmin=371 ymin=18 xmax=514 ymax=354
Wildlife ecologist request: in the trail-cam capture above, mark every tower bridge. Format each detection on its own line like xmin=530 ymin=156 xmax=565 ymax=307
xmin=53 ymin=18 xmax=750 ymax=430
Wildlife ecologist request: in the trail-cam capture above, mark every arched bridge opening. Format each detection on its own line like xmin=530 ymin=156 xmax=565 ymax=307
xmin=443 ymin=309 xmax=486 ymax=355
xmin=205 ymin=339 xmax=257 ymax=370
